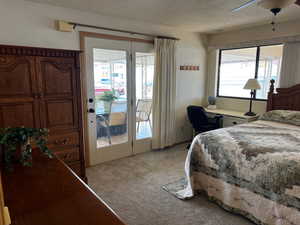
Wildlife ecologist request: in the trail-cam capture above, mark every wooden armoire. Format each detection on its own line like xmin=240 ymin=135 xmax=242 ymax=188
xmin=0 ymin=45 xmax=86 ymax=181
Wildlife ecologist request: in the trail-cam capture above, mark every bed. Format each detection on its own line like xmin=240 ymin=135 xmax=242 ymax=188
xmin=176 ymin=80 xmax=300 ymax=225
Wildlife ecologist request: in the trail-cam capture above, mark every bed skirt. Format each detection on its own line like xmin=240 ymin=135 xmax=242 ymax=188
xmin=193 ymin=172 xmax=300 ymax=225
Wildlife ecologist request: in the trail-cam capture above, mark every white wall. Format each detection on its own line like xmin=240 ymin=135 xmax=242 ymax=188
xmin=205 ymin=19 xmax=300 ymax=115
xmin=0 ymin=0 xmax=180 ymax=49
xmin=175 ymin=34 xmax=207 ymax=141
xmin=0 ymin=0 xmax=207 ymax=143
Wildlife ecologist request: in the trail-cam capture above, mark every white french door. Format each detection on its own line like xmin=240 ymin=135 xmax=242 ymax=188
xmin=85 ymin=36 xmax=154 ymax=166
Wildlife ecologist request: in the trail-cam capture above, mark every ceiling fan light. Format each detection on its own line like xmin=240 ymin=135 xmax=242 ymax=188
xmin=258 ymin=0 xmax=295 ymax=9
xmin=270 ymin=7 xmax=282 ymax=15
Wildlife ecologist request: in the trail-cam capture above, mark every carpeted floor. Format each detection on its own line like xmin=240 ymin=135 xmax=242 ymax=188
xmin=87 ymin=144 xmax=254 ymax=225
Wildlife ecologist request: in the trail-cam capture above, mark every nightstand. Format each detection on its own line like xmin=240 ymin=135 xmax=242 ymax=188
xmin=205 ymin=108 xmax=259 ymax=128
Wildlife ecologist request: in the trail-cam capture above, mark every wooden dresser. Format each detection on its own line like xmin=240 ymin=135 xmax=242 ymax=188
xmin=0 ymin=152 xmax=127 ymax=225
xmin=0 ymin=45 xmax=86 ymax=181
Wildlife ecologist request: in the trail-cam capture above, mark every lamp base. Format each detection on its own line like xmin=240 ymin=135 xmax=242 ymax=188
xmin=244 ymin=111 xmax=257 ymax=116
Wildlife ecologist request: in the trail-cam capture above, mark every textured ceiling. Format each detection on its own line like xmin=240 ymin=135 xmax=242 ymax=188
xmin=25 ymin=0 xmax=300 ymax=33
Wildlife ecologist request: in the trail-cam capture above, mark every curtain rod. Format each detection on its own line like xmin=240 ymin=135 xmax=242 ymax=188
xmin=68 ymin=22 xmax=180 ymax=41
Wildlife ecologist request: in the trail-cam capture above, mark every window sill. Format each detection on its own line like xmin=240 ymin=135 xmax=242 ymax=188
xmin=217 ymin=96 xmax=267 ymax=102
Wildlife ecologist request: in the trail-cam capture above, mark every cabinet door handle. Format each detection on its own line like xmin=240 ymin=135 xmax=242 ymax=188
xmin=54 ymin=138 xmax=69 ymax=145
xmin=33 ymin=93 xmax=43 ymax=99
xmin=37 ymin=93 xmax=44 ymax=98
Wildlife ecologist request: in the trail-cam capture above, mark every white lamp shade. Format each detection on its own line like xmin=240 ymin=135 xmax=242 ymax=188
xmin=243 ymin=79 xmax=261 ymax=90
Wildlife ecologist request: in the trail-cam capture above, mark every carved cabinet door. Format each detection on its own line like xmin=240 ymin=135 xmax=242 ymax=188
xmin=0 ymin=55 xmax=41 ymax=128
xmin=36 ymin=57 xmax=79 ymax=133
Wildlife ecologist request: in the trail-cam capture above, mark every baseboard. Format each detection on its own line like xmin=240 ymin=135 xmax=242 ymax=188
xmin=152 ymin=140 xmax=192 ymax=151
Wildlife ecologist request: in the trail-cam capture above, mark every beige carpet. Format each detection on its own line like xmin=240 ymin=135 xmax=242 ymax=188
xmin=87 ymin=144 xmax=254 ymax=225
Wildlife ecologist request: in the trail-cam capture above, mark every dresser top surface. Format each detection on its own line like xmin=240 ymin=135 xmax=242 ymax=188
xmin=1 ymin=153 xmax=126 ymax=225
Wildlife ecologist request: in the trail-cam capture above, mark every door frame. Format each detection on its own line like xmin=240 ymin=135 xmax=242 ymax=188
xmin=79 ymin=31 xmax=154 ymax=167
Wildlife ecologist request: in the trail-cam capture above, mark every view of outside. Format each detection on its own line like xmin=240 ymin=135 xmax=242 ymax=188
xmin=218 ymin=45 xmax=283 ymax=99
xmin=93 ymin=49 xmax=154 ymax=148
xmin=93 ymin=49 xmax=128 ymax=148
xmin=256 ymin=45 xmax=283 ymax=99
xmin=93 ymin=49 xmax=127 ymax=115
xmin=136 ymin=53 xmax=154 ymax=140
xmin=219 ymin=47 xmax=257 ymax=98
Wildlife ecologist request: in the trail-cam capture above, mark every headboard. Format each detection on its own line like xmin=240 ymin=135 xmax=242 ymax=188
xmin=267 ymin=79 xmax=300 ymax=111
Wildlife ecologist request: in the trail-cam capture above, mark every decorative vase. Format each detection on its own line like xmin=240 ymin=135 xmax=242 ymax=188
xmin=13 ymin=144 xmax=22 ymax=163
xmin=208 ymin=96 xmax=216 ymax=105
xmin=5 ymin=141 xmax=32 ymax=167
xmin=12 ymin=143 xmax=32 ymax=165
xmin=1 ymin=144 xmax=23 ymax=167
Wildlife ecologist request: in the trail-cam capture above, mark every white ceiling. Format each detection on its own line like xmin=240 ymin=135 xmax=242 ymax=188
xmin=25 ymin=0 xmax=300 ymax=33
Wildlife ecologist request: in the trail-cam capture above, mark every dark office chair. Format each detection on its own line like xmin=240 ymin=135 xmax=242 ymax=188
xmin=187 ymin=106 xmax=223 ymax=137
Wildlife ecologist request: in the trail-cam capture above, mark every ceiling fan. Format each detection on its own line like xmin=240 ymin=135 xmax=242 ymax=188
xmin=232 ymin=0 xmax=300 ymax=30
xmin=233 ymin=0 xmax=300 ymax=13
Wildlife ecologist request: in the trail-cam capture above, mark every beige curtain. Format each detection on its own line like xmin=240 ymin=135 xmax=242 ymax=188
xmin=152 ymin=38 xmax=177 ymax=149
xmin=279 ymin=42 xmax=300 ymax=88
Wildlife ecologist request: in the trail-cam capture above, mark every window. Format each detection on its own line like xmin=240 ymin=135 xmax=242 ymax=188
xmin=217 ymin=44 xmax=283 ymax=100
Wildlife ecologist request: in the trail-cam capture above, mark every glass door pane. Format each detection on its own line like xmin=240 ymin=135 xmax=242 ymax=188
xmin=256 ymin=45 xmax=283 ymax=99
xmin=135 ymin=52 xmax=154 ymax=140
xmin=93 ymin=48 xmax=128 ymax=148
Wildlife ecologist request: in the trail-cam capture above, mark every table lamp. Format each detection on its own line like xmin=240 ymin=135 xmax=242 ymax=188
xmin=243 ymin=78 xmax=261 ymax=116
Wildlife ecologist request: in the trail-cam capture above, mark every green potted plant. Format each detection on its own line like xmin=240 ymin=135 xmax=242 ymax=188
xmin=0 ymin=127 xmax=53 ymax=170
xmin=97 ymin=90 xmax=118 ymax=113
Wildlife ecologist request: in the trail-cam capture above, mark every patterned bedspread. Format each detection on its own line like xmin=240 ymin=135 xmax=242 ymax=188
xmin=177 ymin=120 xmax=300 ymax=225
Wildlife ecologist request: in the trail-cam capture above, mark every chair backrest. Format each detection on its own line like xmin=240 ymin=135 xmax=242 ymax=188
xmin=187 ymin=106 xmax=209 ymax=130
xmin=109 ymin=101 xmax=127 ymax=126
xmin=136 ymin=99 xmax=152 ymax=120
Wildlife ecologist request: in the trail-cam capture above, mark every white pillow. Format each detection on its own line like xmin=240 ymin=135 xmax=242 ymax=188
xmin=260 ymin=110 xmax=300 ymax=126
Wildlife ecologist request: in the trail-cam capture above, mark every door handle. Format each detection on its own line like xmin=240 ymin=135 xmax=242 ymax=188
xmin=88 ymin=108 xmax=95 ymax=113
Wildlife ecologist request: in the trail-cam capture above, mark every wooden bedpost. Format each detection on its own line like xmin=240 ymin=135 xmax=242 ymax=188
xmin=267 ymin=79 xmax=275 ymax=111
xmin=269 ymin=79 xmax=275 ymax=94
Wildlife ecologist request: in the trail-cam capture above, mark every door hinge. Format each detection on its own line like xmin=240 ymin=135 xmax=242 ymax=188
xmin=131 ymin=140 xmax=134 ymax=147
xmin=130 ymin=53 xmax=133 ymax=61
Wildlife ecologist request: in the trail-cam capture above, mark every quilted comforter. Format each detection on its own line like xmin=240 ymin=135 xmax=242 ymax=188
xmin=177 ymin=120 xmax=300 ymax=225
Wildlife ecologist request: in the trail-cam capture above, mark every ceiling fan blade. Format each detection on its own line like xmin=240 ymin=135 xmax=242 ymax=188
xmin=295 ymin=0 xmax=300 ymax=6
xmin=232 ymin=0 xmax=258 ymax=12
